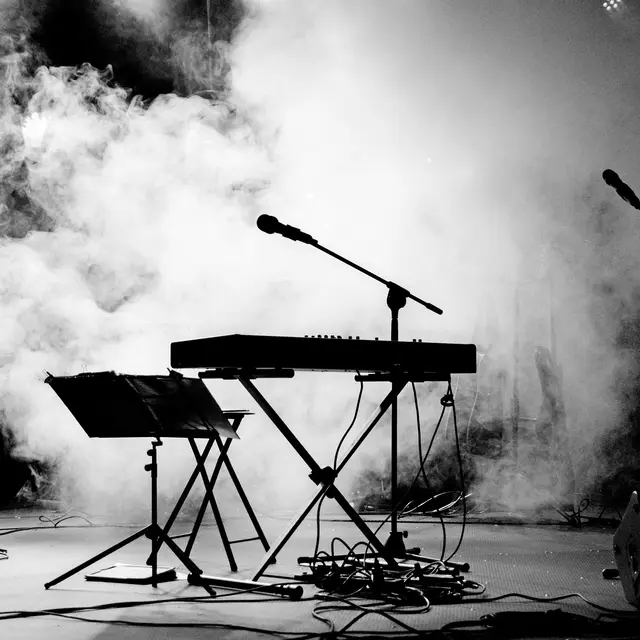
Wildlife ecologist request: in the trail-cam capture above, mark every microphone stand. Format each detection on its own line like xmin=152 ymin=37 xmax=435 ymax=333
xmin=266 ymin=224 xmax=443 ymax=557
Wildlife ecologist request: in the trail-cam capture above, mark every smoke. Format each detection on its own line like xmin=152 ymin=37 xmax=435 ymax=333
xmin=230 ymin=0 xmax=640 ymax=512
xmin=1 ymin=0 xmax=640 ymax=521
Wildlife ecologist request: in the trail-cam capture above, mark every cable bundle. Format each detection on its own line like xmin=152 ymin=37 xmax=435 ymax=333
xmin=299 ymin=537 xmax=484 ymax=607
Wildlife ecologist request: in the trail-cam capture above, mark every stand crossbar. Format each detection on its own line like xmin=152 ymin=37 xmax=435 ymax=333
xmin=150 ymin=418 xmax=270 ymax=572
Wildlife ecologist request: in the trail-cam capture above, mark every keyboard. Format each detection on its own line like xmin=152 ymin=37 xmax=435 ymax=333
xmin=170 ymin=334 xmax=476 ymax=374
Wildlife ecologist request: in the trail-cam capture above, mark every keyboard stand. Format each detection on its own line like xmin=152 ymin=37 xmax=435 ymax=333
xmin=200 ymin=368 xmax=450 ymax=580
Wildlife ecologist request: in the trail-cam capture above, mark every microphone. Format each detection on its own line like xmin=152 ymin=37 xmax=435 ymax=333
xmin=256 ymin=214 xmax=317 ymax=244
xmin=602 ymin=169 xmax=640 ymax=211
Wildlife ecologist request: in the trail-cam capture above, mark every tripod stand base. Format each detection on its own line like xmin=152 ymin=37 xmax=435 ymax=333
xmin=44 ymin=523 xmax=206 ymax=591
xmin=85 ymin=563 xmax=177 ymax=584
xmin=384 ymin=531 xmax=408 ymax=558
xmin=379 ymin=536 xmax=472 ymax=573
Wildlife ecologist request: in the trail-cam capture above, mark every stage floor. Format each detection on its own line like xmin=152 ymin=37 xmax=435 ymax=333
xmin=0 ymin=505 xmax=637 ymax=639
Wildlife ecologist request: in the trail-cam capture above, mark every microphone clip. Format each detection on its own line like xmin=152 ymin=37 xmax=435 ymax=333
xmin=256 ymin=214 xmax=318 ymax=245
xmin=280 ymin=223 xmax=317 ymax=244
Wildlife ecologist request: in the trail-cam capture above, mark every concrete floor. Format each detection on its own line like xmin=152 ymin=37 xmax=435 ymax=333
xmin=0 ymin=505 xmax=637 ymax=639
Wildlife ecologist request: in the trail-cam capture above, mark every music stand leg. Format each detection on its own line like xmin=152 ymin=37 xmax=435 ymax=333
xmin=148 ymin=440 xmax=160 ymax=585
xmin=198 ymin=491 xmax=237 ymax=572
xmin=145 ymin=439 xmax=218 ymax=566
xmin=44 ymin=527 xmax=151 ymax=589
xmin=213 ymin=430 xmax=270 ymax=553
xmin=186 ymin=432 xmax=271 ymax=567
xmin=189 ymin=438 xmax=238 ymax=571
xmin=152 ymin=439 xmax=216 ymax=556
xmin=148 ymin=429 xmax=269 ymax=573
xmin=155 ymin=525 xmax=206 ymax=582
xmin=184 ymin=483 xmax=209 ymax=557
xmin=45 ymin=439 xmax=207 ymax=591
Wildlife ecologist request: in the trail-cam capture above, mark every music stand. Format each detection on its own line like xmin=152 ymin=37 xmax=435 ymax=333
xmin=43 ymin=370 xmax=268 ymax=590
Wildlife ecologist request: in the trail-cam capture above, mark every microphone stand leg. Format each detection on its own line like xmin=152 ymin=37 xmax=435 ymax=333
xmin=384 ymin=531 xmax=408 ymax=558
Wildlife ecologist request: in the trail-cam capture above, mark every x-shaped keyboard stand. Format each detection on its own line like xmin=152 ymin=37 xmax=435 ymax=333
xmin=200 ymin=367 xmax=450 ymax=580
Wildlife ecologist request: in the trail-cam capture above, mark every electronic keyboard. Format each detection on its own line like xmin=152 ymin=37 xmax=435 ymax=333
xmin=170 ymin=334 xmax=476 ymax=374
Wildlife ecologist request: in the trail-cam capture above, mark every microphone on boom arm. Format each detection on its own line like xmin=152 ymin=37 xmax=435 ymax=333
xmin=256 ymin=214 xmax=318 ymax=245
xmin=603 ymin=169 xmax=640 ymax=211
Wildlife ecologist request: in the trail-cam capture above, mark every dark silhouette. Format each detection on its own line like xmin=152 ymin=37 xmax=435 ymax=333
xmin=8 ymin=0 xmax=247 ymax=99
xmin=603 ymin=169 xmax=640 ymax=211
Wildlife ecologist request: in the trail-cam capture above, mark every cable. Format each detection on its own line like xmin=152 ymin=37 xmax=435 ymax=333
xmin=366 ymin=381 xmax=465 ymax=565
xmin=442 ymin=609 xmax=640 ymax=637
xmin=0 ymin=524 xmax=92 ymax=537
xmin=461 ymin=590 xmax=639 ymax=615
xmin=334 ymin=372 xmax=365 ymax=470
xmin=464 ymin=376 xmax=480 ymax=454
xmin=462 ymin=352 xmax=485 ymax=455
xmin=1 ymin=586 xmax=636 ymax=639
xmin=8 ymin=611 xmax=319 ymax=638
xmin=38 ymin=510 xmax=94 ymax=527
xmin=0 ymin=590 xmax=318 ymax=621
xmin=313 ymin=595 xmax=429 ymax=636
xmin=311 ymin=538 xmax=377 ymax=598
xmin=410 ymin=381 xmax=448 ymax=561
xmin=308 ymin=532 xmax=479 ymax=608
xmin=372 ymin=401 xmax=448 ymax=542
xmin=400 ymin=491 xmax=467 ymax=517
xmin=442 ymin=373 xmax=460 ymax=438
xmin=443 ymin=384 xmax=467 ymax=564
xmin=311 ymin=373 xmax=364 ymax=569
